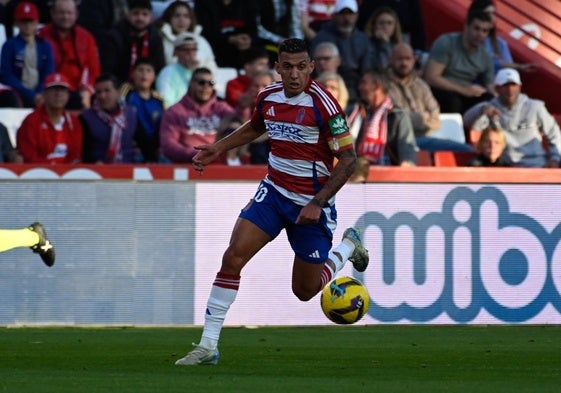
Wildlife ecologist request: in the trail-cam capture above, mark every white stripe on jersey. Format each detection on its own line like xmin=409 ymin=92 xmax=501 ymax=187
xmin=265 ymin=90 xmax=314 ymax=106
xmin=265 ymin=120 xmax=319 ymax=143
xmin=309 ymin=81 xmax=339 ymax=116
xmin=269 ymin=155 xmax=331 ymax=178
xmin=264 ymin=177 xmax=337 ymax=213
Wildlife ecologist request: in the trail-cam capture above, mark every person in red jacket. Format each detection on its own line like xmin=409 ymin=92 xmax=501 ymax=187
xmin=38 ymin=0 xmax=100 ymax=109
xmin=16 ymin=73 xmax=83 ymax=163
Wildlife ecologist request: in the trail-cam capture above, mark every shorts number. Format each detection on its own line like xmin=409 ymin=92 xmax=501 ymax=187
xmin=254 ymin=184 xmax=268 ymax=203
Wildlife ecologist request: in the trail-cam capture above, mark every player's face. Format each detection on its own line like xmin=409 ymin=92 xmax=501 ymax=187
xmin=275 ymin=51 xmax=314 ymax=98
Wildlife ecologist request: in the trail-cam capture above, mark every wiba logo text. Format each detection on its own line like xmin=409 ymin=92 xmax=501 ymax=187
xmin=355 ymin=186 xmax=561 ymax=323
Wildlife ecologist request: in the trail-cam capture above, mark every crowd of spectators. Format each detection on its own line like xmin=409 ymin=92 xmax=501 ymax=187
xmin=0 ymin=0 xmax=558 ymax=171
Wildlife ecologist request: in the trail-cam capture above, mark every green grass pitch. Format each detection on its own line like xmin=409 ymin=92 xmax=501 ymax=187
xmin=1 ymin=325 xmax=560 ymax=393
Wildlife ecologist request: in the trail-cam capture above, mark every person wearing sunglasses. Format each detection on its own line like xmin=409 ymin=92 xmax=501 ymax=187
xmin=159 ymin=67 xmax=237 ymax=163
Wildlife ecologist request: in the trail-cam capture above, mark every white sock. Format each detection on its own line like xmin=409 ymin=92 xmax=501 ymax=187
xmin=200 ymin=273 xmax=239 ymax=349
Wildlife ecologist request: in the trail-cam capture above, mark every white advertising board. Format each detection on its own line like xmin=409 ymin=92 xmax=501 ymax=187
xmin=195 ymin=183 xmax=561 ymax=325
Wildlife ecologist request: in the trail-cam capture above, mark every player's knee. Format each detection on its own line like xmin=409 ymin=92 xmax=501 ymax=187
xmin=292 ymin=283 xmax=318 ymax=302
xmin=220 ymin=248 xmax=245 ymax=274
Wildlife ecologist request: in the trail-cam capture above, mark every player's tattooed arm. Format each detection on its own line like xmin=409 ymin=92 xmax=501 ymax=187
xmin=312 ymin=149 xmax=357 ymax=207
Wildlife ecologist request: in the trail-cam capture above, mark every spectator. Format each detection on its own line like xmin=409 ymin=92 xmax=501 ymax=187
xmin=357 ymin=0 xmax=426 ymax=52
xmin=156 ymin=1 xmax=217 ymax=72
xmin=0 ymin=121 xmax=23 ymax=162
xmin=1 ymin=1 xmax=54 ymax=108
xmin=363 ymin=6 xmax=402 ymax=71
xmin=468 ymin=0 xmax=537 ymax=75
xmin=235 ymin=69 xmax=275 ymax=164
xmin=299 ymin=0 xmax=336 ymax=42
xmin=79 ymin=73 xmax=137 ymax=164
xmin=424 ymin=9 xmax=495 ymax=116
xmin=156 ymin=32 xmax=200 ymax=108
xmin=215 ymin=115 xmax=250 ymax=165
xmin=194 ymin=0 xmax=260 ymax=69
xmin=16 ymin=72 xmax=82 ymax=163
xmin=463 ymin=68 xmax=561 ymax=168
xmin=159 ymin=67 xmax=237 ymax=163
xmin=311 ymin=0 xmax=372 ymax=106
xmin=315 ymin=71 xmax=349 ymax=112
xmin=121 ymin=58 xmax=164 ymax=163
xmin=101 ymin=0 xmax=165 ymax=85
xmin=256 ymin=0 xmax=303 ymax=65
xmin=312 ymin=41 xmax=341 ymax=77
xmin=225 ymin=47 xmax=270 ymax=109
xmin=236 ymin=69 xmax=275 ymax=121
xmin=467 ymin=122 xmax=509 ymax=167
xmin=0 ymin=0 xmax=50 ymax=40
xmin=77 ymin=0 xmax=127 ymax=49
xmin=347 ymin=69 xmax=416 ymax=166
xmin=38 ymin=0 xmax=100 ymax=110
xmin=387 ymin=42 xmax=473 ymax=153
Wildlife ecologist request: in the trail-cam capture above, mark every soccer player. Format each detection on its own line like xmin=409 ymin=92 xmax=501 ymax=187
xmin=0 ymin=222 xmax=55 ymax=266
xmin=175 ymin=38 xmax=369 ymax=366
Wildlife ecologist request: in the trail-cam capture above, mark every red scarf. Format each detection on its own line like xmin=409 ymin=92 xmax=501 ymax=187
xmin=357 ymin=97 xmax=393 ymax=164
xmin=130 ymin=31 xmax=150 ymax=79
xmin=93 ymin=101 xmax=127 ymax=163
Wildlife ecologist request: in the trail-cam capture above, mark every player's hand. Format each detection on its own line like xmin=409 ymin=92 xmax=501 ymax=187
xmin=192 ymin=144 xmax=220 ymax=174
xmin=295 ymin=203 xmax=321 ymax=225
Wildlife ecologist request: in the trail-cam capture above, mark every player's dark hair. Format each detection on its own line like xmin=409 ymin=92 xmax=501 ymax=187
xmin=278 ymin=38 xmax=309 ymax=57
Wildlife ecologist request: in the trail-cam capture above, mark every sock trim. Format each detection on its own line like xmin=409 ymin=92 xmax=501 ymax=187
xmin=213 ymin=272 xmax=240 ymax=290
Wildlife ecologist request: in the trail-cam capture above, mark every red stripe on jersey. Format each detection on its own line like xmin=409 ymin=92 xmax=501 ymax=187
xmin=213 ymin=272 xmax=240 ymax=290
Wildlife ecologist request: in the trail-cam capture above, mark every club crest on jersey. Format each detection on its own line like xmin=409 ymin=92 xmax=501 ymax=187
xmin=296 ymin=108 xmax=306 ymax=124
xmin=328 ymin=115 xmax=348 ymax=135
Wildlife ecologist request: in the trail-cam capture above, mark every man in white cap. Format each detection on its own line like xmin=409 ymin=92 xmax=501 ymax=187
xmin=310 ymin=0 xmax=371 ymax=106
xmin=156 ymin=32 xmax=200 ymax=107
xmin=463 ymin=67 xmax=561 ymax=167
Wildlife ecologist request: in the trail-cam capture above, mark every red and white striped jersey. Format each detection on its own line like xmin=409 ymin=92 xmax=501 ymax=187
xmin=250 ymin=79 xmax=354 ymax=205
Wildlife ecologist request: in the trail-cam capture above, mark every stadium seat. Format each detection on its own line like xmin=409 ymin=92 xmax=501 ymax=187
xmin=214 ymin=67 xmax=238 ymax=99
xmin=469 ymin=129 xmax=481 ymax=145
xmin=433 ymin=151 xmax=476 ymax=167
xmin=416 ymin=150 xmax=433 ymax=166
xmin=0 ymin=107 xmax=32 ymax=145
xmin=431 ymin=113 xmax=466 ymax=144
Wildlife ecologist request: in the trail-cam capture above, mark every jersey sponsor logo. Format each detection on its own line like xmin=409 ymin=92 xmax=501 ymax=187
xmin=267 ymin=122 xmax=306 ymax=142
xmin=266 ymin=106 xmax=276 ymax=117
xmin=328 ymin=115 xmax=348 ymax=135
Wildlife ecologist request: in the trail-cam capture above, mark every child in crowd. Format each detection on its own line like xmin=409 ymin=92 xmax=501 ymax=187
xmin=121 ymin=58 xmax=165 ymax=163
xmin=468 ymin=123 xmax=510 ymax=167
xmin=0 ymin=2 xmax=53 ymax=107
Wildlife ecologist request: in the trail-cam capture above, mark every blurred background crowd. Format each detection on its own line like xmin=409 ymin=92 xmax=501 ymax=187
xmin=0 ymin=0 xmax=558 ymax=175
